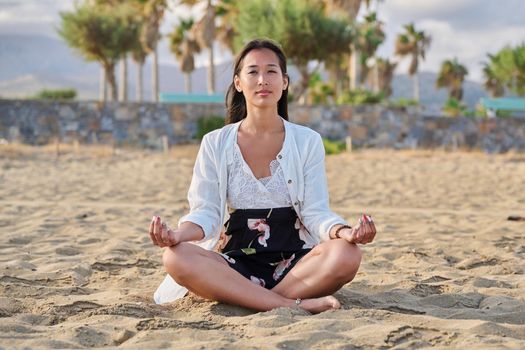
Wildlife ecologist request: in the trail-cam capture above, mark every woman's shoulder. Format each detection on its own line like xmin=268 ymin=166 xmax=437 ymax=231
xmin=284 ymin=119 xmax=322 ymax=143
xmin=200 ymin=121 xmax=240 ymax=154
xmin=202 ymin=121 xmax=239 ymax=142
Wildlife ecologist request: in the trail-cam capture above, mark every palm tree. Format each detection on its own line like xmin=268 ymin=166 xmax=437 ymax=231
xmin=436 ymin=58 xmax=468 ymax=101
xmin=215 ymin=0 xmax=239 ymax=54
xmin=179 ymin=0 xmax=218 ymax=94
xmin=367 ymin=57 xmax=396 ymax=96
xmin=355 ymin=12 xmax=385 ymax=88
xmin=131 ymin=33 xmax=148 ymax=101
xmin=90 ymin=0 xmax=135 ymax=102
xmin=395 ymin=23 xmax=431 ymax=103
xmin=482 ymin=61 xmax=504 ymax=98
xmin=324 ymin=0 xmax=363 ymax=20
xmin=58 ymin=3 xmax=139 ymax=102
xmin=323 ymin=0 xmax=376 ymax=90
xmin=138 ymin=0 xmax=168 ymax=102
xmin=169 ymin=18 xmax=200 ymax=93
xmin=323 ymin=0 xmax=361 ymax=91
xmin=118 ymin=56 xmax=129 ymax=102
xmin=196 ymin=1 xmax=217 ymax=94
xmin=483 ymin=45 xmax=525 ymax=97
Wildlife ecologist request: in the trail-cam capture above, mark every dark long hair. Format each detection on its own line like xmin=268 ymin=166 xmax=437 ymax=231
xmin=225 ymin=39 xmax=289 ymax=124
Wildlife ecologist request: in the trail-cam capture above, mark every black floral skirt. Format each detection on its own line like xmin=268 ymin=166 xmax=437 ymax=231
xmin=218 ymin=207 xmax=312 ymax=289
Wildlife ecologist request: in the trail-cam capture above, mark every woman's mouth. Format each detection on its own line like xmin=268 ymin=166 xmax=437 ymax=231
xmin=256 ymin=90 xmax=271 ymax=96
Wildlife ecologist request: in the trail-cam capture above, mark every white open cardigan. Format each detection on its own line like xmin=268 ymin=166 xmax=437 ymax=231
xmin=154 ymin=118 xmax=347 ymax=304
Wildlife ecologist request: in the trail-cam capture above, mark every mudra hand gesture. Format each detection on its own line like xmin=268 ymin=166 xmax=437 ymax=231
xmin=149 ymin=216 xmax=178 ymax=247
xmin=337 ymin=214 xmax=376 ymax=245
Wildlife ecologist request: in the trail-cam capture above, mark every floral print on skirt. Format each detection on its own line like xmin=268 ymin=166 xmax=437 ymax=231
xmin=218 ymin=207 xmax=313 ymax=289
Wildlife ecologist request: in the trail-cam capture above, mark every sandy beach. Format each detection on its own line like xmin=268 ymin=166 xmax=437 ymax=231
xmin=1 ymin=144 xmax=524 ymax=349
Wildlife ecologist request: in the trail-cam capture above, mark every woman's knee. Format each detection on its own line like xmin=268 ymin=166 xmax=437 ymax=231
xmin=324 ymin=241 xmax=362 ymax=282
xmin=162 ymin=243 xmax=194 ymax=282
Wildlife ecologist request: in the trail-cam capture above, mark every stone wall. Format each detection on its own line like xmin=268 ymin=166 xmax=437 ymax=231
xmin=0 ymin=99 xmax=225 ymax=149
xmin=1 ymin=99 xmax=524 ymax=153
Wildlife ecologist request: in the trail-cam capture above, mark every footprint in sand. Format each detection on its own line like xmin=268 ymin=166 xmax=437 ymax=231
xmin=8 ymin=236 xmax=32 ymax=245
xmin=409 ymin=283 xmax=444 ymax=297
xmin=456 ymin=257 xmax=499 ymax=270
xmin=472 ymin=277 xmax=514 ymax=289
xmin=56 ymin=247 xmax=81 ymax=256
xmin=78 ymin=238 xmax=101 ymax=245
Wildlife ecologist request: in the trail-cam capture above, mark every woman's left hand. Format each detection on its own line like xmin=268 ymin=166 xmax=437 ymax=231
xmin=339 ymin=214 xmax=376 ymax=245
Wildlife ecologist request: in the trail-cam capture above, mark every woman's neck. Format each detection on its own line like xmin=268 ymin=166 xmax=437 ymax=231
xmin=241 ymin=107 xmax=283 ymax=134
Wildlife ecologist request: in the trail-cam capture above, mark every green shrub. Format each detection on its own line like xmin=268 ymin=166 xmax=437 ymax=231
xmin=308 ymin=72 xmax=335 ymax=104
xmin=322 ymin=138 xmax=346 ymax=155
xmin=336 ymin=89 xmax=384 ymax=105
xmin=196 ymin=116 xmax=225 ymax=139
xmin=391 ymin=97 xmax=418 ymax=108
xmin=33 ymin=88 xmax=77 ymax=100
xmin=442 ymin=98 xmax=467 ymax=117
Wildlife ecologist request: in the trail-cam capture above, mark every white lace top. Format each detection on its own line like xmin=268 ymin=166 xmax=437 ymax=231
xmin=227 ymin=142 xmax=292 ymax=209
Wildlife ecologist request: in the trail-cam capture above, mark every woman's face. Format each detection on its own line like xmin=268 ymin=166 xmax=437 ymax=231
xmin=234 ymin=48 xmax=288 ymax=111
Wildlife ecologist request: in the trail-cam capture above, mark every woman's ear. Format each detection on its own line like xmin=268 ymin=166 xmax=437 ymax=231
xmin=234 ymin=75 xmax=242 ymax=92
xmin=283 ymin=74 xmax=289 ymax=90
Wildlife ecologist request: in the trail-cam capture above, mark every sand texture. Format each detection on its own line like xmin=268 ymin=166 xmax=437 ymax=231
xmin=1 ymin=144 xmax=524 ymax=349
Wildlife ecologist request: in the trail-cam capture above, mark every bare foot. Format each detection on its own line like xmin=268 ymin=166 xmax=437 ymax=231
xmin=299 ymin=296 xmax=341 ymax=313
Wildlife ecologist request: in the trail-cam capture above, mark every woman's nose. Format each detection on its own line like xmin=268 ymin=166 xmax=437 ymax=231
xmin=257 ymin=74 xmax=268 ymax=85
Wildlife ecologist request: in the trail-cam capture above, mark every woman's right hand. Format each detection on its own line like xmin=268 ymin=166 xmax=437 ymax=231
xmin=149 ymin=216 xmax=179 ymax=247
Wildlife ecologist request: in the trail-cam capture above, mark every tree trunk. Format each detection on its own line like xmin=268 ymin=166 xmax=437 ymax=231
xmin=184 ymin=72 xmax=192 ymax=93
xmin=373 ymin=62 xmax=380 ymax=93
xmin=119 ymin=56 xmax=128 ymax=102
xmin=349 ymin=45 xmax=360 ymax=90
xmin=106 ymin=63 xmax=118 ymax=102
xmin=296 ymin=66 xmax=310 ymax=105
xmin=99 ymin=66 xmax=107 ymax=103
xmin=413 ymin=73 xmax=420 ymax=103
xmin=152 ymin=47 xmax=159 ymax=102
xmin=136 ymin=60 xmax=143 ymax=102
xmin=207 ymin=46 xmax=215 ymax=94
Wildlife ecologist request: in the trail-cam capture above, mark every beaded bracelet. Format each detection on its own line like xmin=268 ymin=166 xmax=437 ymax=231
xmin=334 ymin=224 xmax=352 ymax=238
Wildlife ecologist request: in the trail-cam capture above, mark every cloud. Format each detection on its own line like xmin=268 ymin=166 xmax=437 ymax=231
xmin=389 ymin=20 xmax=525 ymax=82
xmin=0 ymin=0 xmax=72 ymax=36
xmin=383 ymin=0 xmax=478 ymax=17
xmin=2 ymin=0 xmax=524 ymax=84
xmin=375 ymin=0 xmax=525 ymax=82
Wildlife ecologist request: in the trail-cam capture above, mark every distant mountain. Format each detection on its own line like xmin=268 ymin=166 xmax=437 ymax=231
xmin=0 ymin=34 xmax=234 ymax=100
xmin=0 ymin=34 xmax=489 ymax=113
xmin=390 ymin=71 xmax=488 ymax=115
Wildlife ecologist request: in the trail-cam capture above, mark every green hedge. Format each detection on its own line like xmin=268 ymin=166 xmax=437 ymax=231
xmin=323 ymin=138 xmax=346 ymax=155
xmin=336 ymin=89 xmax=384 ymax=105
xmin=33 ymin=88 xmax=77 ymax=100
xmin=196 ymin=116 xmax=225 ymax=139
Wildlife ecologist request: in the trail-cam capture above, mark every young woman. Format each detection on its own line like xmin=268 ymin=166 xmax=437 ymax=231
xmin=150 ymin=39 xmax=376 ymax=314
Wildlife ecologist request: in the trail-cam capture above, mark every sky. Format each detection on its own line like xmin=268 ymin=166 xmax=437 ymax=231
xmin=0 ymin=0 xmax=524 ymax=83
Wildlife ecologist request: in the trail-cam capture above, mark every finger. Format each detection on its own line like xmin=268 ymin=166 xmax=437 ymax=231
xmin=161 ymin=222 xmax=169 ymax=244
xmin=150 ymin=229 xmax=159 ymax=246
xmin=149 ymin=217 xmax=159 ymax=246
xmin=150 ymin=216 xmax=162 ymax=247
xmin=154 ymin=216 xmax=163 ymax=244
xmin=366 ymin=221 xmax=376 ymax=239
xmin=362 ymin=223 xmax=373 ymax=243
xmin=356 ymin=221 xmax=365 ymax=241
xmin=350 ymin=226 xmax=360 ymax=243
xmin=363 ymin=222 xmax=376 ymax=243
xmin=167 ymin=228 xmax=177 ymax=246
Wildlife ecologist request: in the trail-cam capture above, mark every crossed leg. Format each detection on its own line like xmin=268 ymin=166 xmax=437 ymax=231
xmin=272 ymin=239 xmax=362 ymax=298
xmin=162 ymin=239 xmax=361 ymax=313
